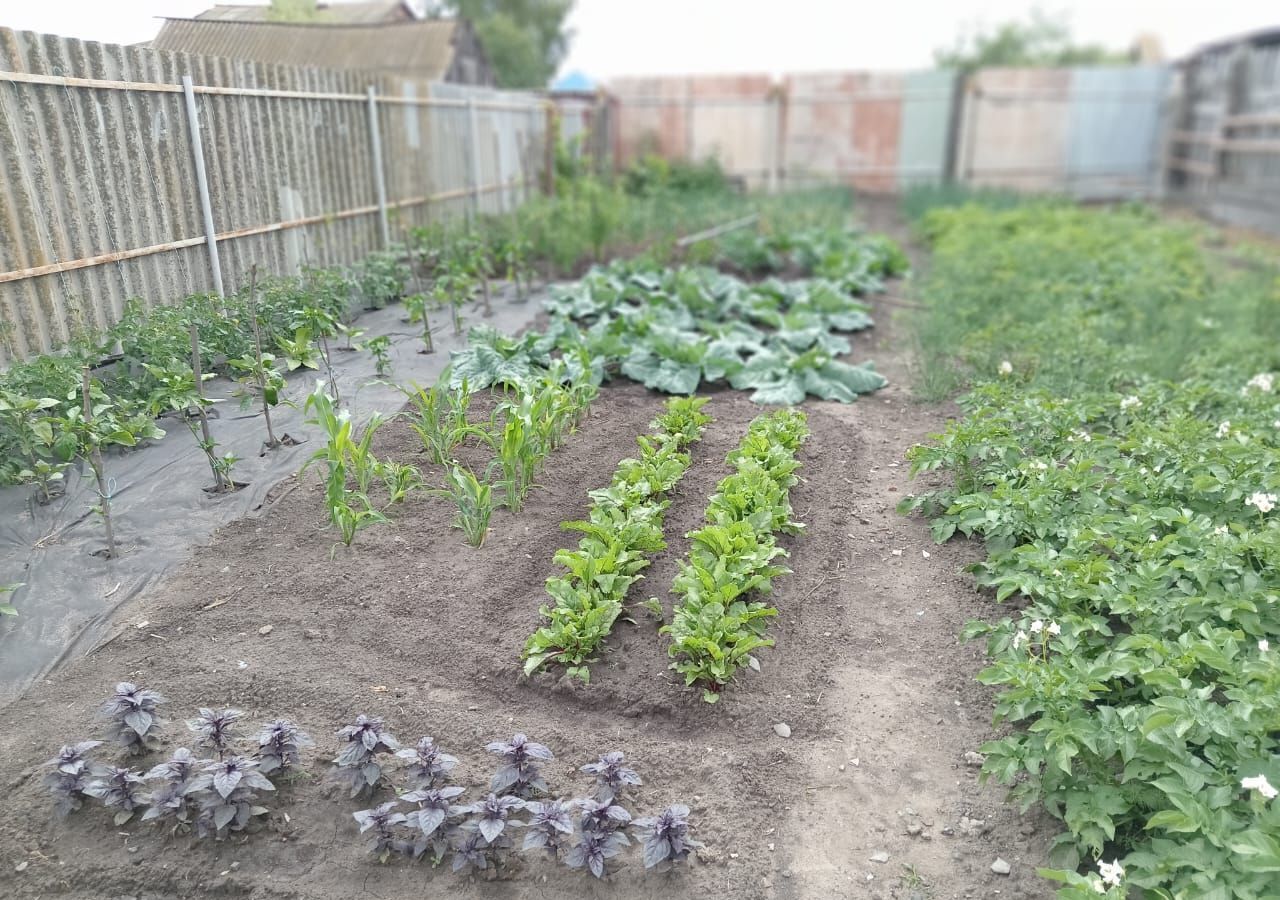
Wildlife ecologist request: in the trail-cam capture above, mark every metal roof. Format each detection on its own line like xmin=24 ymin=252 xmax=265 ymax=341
xmin=194 ymin=1 xmax=418 ymax=24
xmin=151 ymin=17 xmax=462 ymax=81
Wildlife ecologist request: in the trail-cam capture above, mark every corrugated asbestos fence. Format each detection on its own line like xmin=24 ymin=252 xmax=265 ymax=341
xmin=604 ymin=67 xmax=1172 ymax=197
xmin=0 ymin=27 xmax=549 ymax=365
xmin=1165 ymin=30 xmax=1280 ymax=234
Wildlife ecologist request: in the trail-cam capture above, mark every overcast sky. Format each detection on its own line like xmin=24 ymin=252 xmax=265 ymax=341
xmin=1 ymin=1 xmax=1274 ymax=78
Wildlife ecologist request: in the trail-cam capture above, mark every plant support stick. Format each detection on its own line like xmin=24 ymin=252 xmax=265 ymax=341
xmin=189 ymin=324 xmax=228 ymax=492
xmin=247 ymin=266 xmax=280 ymax=450
xmin=81 ymin=367 xmax=116 ymax=559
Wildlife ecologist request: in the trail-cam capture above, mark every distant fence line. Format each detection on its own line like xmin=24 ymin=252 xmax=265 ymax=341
xmin=585 ymin=52 xmax=1279 ymax=233
xmin=0 ymin=27 xmax=550 ymax=365
xmin=597 ymin=68 xmax=1172 ymax=197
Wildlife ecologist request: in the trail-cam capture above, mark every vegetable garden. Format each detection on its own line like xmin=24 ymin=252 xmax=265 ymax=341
xmin=0 ymin=175 xmax=1275 ymax=899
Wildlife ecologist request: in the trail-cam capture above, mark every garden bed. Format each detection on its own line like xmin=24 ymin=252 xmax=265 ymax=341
xmin=0 ymin=243 xmax=1056 ymax=898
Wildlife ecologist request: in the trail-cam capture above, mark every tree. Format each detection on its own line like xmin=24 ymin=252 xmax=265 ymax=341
xmin=435 ymin=1 xmax=573 ymax=89
xmin=267 ymin=0 xmax=323 ymax=22
xmin=934 ymin=9 xmax=1130 ymax=72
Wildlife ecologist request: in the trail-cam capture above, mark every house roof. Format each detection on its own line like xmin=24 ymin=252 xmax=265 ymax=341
xmin=194 ymin=1 xmax=421 ymax=24
xmin=151 ymin=17 xmax=463 ymax=81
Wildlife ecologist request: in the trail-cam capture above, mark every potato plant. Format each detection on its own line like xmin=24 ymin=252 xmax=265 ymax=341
xmin=663 ymin=409 xmax=809 ymax=702
xmin=522 ymin=396 xmax=712 ymax=681
xmin=900 ymin=201 xmax=1280 ymax=898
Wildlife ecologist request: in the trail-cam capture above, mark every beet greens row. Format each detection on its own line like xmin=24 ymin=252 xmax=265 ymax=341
xmin=521 ymin=396 xmax=713 ymax=682
xmin=662 ymin=408 xmax=810 ymax=701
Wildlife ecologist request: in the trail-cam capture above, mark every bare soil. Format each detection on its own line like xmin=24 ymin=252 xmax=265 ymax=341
xmin=0 ymin=216 xmax=1055 ymax=899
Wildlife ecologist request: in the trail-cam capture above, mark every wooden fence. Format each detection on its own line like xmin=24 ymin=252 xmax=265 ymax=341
xmin=0 ymin=27 xmax=550 ymax=365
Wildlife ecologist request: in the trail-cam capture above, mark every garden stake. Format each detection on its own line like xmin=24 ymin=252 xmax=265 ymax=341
xmin=81 ymin=367 xmax=116 ymax=559
xmin=189 ymin=324 xmax=229 ymax=492
xmin=247 ymin=265 xmax=281 ymax=451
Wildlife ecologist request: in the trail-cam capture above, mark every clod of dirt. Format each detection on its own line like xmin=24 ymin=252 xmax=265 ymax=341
xmin=773 ymin=723 xmax=791 ymax=738
xmin=869 ymin=851 xmax=889 ymax=863
xmin=258 ymin=625 xmax=273 ymax=636
xmin=964 ymin=750 xmax=986 ymax=767
xmin=991 ymin=858 xmax=1011 ymax=875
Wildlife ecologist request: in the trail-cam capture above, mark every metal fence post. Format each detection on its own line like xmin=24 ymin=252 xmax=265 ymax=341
xmin=181 ymin=75 xmax=224 ymax=298
xmin=466 ymin=96 xmax=482 ymax=221
xmin=366 ymin=85 xmax=390 ymax=247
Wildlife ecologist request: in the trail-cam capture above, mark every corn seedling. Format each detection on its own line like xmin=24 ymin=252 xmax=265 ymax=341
xmin=487 ymin=396 xmax=542 ymax=513
xmin=302 ymin=384 xmax=390 ymax=549
xmin=432 ymin=465 xmax=493 ymax=547
xmin=378 ymin=459 xmax=421 ymax=505
xmin=404 ymin=293 xmax=434 ymax=353
xmin=403 ymin=380 xmax=484 ymax=465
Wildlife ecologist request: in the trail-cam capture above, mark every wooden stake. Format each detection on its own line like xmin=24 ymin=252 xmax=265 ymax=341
xmin=247 ymin=265 xmax=280 ymax=450
xmin=189 ymin=323 xmax=226 ymax=491
xmin=81 ymin=367 xmax=116 ymax=559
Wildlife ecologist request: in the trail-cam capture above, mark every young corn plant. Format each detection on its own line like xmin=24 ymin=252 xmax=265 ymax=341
xmin=302 ymin=384 xmax=389 ymax=549
xmin=432 ymin=465 xmax=494 ymax=548
xmin=403 ymin=293 xmax=434 ymax=354
xmin=487 ymin=394 xmax=544 ymax=513
xmin=403 ymin=380 xmax=483 ymax=465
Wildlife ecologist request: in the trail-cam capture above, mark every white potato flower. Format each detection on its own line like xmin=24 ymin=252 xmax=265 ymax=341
xmin=1120 ymin=395 xmax=1141 ymax=410
xmin=1241 ymin=775 xmax=1278 ymax=800
xmin=1247 ymin=492 xmax=1277 ymax=514
xmin=1047 ymin=622 xmax=1061 ymax=636
xmin=1217 ymin=421 xmax=1231 ymax=438
xmin=998 ymin=360 xmax=1013 ymax=375
xmin=1098 ymin=859 xmax=1125 ymax=887
xmin=1246 ymin=372 xmax=1274 ymax=393
xmin=1260 ymin=639 xmax=1270 ymax=653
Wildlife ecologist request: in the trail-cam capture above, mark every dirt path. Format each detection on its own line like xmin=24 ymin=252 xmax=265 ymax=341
xmin=777 ymin=206 xmax=1054 ymax=897
xmin=0 ymin=206 xmax=1054 ymax=899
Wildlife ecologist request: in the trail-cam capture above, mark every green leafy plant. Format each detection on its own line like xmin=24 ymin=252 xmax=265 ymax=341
xmin=351 ymin=249 xmax=410 ymax=311
xmin=663 ymin=409 xmax=809 ymax=702
xmin=143 ymin=359 xmax=236 ymax=494
xmin=402 ymin=380 xmax=485 ymax=466
xmin=899 ymin=201 xmax=1280 ymax=897
xmin=432 ymin=464 xmax=494 ymax=548
xmin=0 ymin=390 xmax=69 ymax=503
xmin=62 ymin=371 xmax=166 ymax=558
xmin=365 ymin=334 xmax=393 ymax=376
xmin=523 ymin=396 xmax=712 ymax=681
xmin=1 ymin=581 xmax=22 ymax=617
xmin=301 ymin=384 xmax=389 ymax=550
xmin=403 ymin=293 xmax=434 ymax=354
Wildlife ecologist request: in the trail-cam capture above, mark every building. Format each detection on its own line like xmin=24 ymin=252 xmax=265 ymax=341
xmin=150 ymin=1 xmax=493 ymax=86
